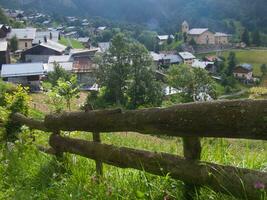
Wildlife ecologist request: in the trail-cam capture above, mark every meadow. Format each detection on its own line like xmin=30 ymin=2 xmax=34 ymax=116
xmin=59 ymin=37 xmax=85 ymax=49
xmin=0 ymin=93 xmax=266 ymax=200
xmin=199 ymin=49 xmax=267 ymax=77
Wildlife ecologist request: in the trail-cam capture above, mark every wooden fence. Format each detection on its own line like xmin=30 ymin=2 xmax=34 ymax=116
xmin=11 ymin=100 xmax=267 ymax=200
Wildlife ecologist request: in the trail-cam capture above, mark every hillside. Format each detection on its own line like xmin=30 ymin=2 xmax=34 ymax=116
xmin=0 ymin=0 xmax=267 ymax=33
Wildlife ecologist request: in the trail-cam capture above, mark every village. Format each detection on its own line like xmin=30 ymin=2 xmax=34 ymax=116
xmin=0 ymin=8 xmax=261 ymax=96
xmin=0 ymin=2 xmax=266 ymax=200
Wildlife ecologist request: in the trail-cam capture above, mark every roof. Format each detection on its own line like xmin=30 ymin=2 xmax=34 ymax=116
xmin=182 ymin=21 xmax=188 ymax=25
xmin=70 ymin=48 xmax=98 ymax=56
xmin=77 ymin=37 xmax=90 ymax=43
xmin=237 ymin=63 xmax=253 ymax=71
xmin=0 ymin=41 xmax=8 ymax=51
xmin=150 ymin=52 xmax=182 ymax=63
xmin=188 ymin=28 xmax=209 ymax=35
xmin=163 ymin=54 xmax=182 ymax=63
xmin=97 ymin=26 xmax=106 ymax=31
xmin=157 ymin=35 xmax=174 ymax=41
xmin=40 ymin=40 xmax=66 ymax=53
xmin=48 ymin=55 xmax=71 ymax=63
xmin=150 ymin=52 xmax=162 ymax=61
xmin=33 ymin=31 xmax=59 ymax=44
xmin=192 ymin=59 xmax=214 ymax=69
xmin=178 ymin=52 xmax=196 ymax=60
xmin=44 ymin=62 xmax=73 ymax=72
xmin=7 ymin=28 xmax=36 ymax=40
xmin=215 ymin=32 xmax=230 ymax=37
xmin=98 ymin=42 xmax=110 ymax=52
xmin=1 ymin=63 xmax=44 ymax=77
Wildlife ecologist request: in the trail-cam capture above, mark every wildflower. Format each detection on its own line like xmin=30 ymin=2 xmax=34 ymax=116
xmin=254 ymin=181 xmax=265 ymax=189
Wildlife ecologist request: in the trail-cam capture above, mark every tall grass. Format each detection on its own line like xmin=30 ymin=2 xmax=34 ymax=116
xmin=0 ymin=128 xmax=266 ymax=200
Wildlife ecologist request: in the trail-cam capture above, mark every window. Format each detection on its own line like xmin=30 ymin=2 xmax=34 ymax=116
xmin=25 ymin=42 xmax=28 ymax=48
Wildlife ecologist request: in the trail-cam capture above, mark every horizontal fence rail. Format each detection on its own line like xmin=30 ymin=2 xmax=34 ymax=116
xmin=8 ymin=99 xmax=267 ymax=200
xmin=13 ymin=100 xmax=267 ymax=140
xmin=49 ymin=134 xmax=267 ymax=200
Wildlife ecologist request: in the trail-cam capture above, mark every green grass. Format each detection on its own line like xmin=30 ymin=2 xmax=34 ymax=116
xmin=59 ymin=37 xmax=85 ymax=49
xmin=0 ymin=129 xmax=266 ymax=200
xmin=199 ymin=49 xmax=267 ymax=77
xmin=0 ymin=91 xmax=266 ymax=199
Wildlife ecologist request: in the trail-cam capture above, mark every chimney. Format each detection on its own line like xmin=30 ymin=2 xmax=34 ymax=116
xmin=49 ymin=32 xmax=52 ymax=40
xmin=44 ymin=36 xmax=47 ymax=43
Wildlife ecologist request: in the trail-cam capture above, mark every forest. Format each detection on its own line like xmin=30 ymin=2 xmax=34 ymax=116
xmin=1 ymin=0 xmax=267 ymax=33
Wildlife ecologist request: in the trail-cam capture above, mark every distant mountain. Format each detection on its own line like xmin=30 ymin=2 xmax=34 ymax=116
xmin=1 ymin=0 xmax=267 ymax=33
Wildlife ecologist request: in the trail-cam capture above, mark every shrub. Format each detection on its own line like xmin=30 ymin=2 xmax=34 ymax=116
xmin=4 ymin=85 xmax=30 ymax=142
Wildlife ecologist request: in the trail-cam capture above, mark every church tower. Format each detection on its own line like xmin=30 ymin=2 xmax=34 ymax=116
xmin=181 ymin=21 xmax=189 ymax=33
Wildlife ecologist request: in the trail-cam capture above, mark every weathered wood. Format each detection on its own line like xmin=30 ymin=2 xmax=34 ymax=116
xmin=183 ymin=137 xmax=202 ymax=200
xmin=45 ymin=100 xmax=267 ymax=140
xmin=12 ymin=113 xmax=47 ymax=132
xmin=49 ymin=131 xmax=63 ymax=159
xmin=93 ymin=132 xmax=103 ymax=176
xmin=49 ymin=134 xmax=267 ymax=200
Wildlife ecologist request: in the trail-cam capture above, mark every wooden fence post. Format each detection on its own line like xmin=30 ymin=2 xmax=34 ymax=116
xmin=183 ymin=137 xmax=201 ymax=200
xmin=93 ymin=132 xmax=103 ymax=176
xmin=49 ymin=130 xmax=63 ymax=160
xmin=84 ymin=103 xmax=103 ymax=176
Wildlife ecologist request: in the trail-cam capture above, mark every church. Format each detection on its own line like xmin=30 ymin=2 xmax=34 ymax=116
xmin=181 ymin=21 xmax=231 ymax=45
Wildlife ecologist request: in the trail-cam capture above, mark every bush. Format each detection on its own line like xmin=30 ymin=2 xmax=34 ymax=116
xmin=4 ymin=85 xmax=30 ymax=142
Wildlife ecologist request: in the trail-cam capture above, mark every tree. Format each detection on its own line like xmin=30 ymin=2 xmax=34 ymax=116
xmin=56 ymin=76 xmax=80 ymax=111
xmin=226 ymin=52 xmax=237 ymax=76
xmin=137 ymin=31 xmax=157 ymax=51
xmin=127 ymin=43 xmax=163 ymax=109
xmin=252 ymin=30 xmax=261 ymax=46
xmin=241 ymin=28 xmax=250 ymax=46
xmin=189 ymin=38 xmax=197 ymax=46
xmin=10 ymin=36 xmax=18 ymax=52
xmin=97 ymin=33 xmax=131 ymax=106
xmin=167 ymin=65 xmax=217 ymax=102
xmin=96 ymin=33 xmax=163 ymax=108
xmin=47 ymin=62 xmax=71 ymax=86
xmin=261 ymin=64 xmax=267 ymax=75
xmin=167 ymin=35 xmax=173 ymax=45
xmin=183 ymin=32 xmax=188 ymax=43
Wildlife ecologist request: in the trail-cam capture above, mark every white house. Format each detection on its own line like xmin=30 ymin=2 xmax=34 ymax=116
xmin=157 ymin=35 xmax=174 ymax=45
xmin=178 ymin=52 xmax=196 ymax=65
xmin=233 ymin=63 xmax=253 ymax=81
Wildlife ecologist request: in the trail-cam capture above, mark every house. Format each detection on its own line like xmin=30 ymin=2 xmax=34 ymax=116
xmin=98 ymin=42 xmax=110 ymax=53
xmin=204 ymin=55 xmax=223 ymax=62
xmin=97 ymin=26 xmax=106 ymax=31
xmin=192 ymin=59 xmax=216 ymax=73
xmin=7 ymin=28 xmax=37 ymax=51
xmin=46 ymin=55 xmax=73 ymax=72
xmin=70 ymin=48 xmax=99 ymax=89
xmin=0 ymin=41 xmax=10 ymax=70
xmin=47 ymin=48 xmax=99 ymax=89
xmin=178 ymin=52 xmax=196 ymax=65
xmin=77 ymin=37 xmax=90 ymax=48
xmin=33 ymin=31 xmax=60 ymax=45
xmin=181 ymin=21 xmax=230 ymax=45
xmin=157 ymin=35 xmax=174 ymax=45
xmin=214 ymin=32 xmax=231 ymax=45
xmin=1 ymin=63 xmax=45 ymax=91
xmin=0 ymin=24 xmax=11 ymax=38
xmin=233 ymin=63 xmax=253 ymax=81
xmin=150 ymin=52 xmax=182 ymax=69
xmin=5 ymin=10 xmax=24 ymax=20
xmin=22 ymin=39 xmax=67 ymax=63
xmin=187 ymin=28 xmax=215 ymax=45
